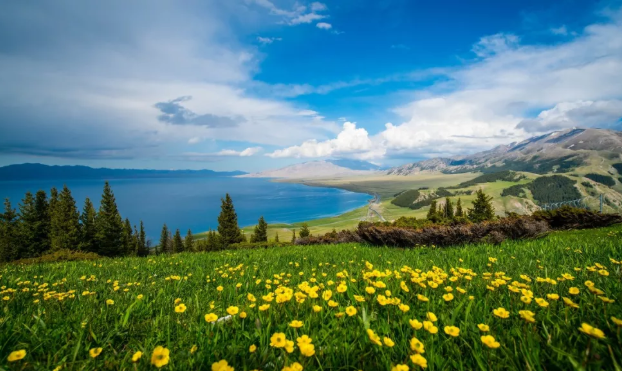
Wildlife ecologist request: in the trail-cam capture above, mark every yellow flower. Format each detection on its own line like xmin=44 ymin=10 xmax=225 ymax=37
xmin=367 ymin=329 xmax=382 ymax=346
xmin=175 ymin=303 xmax=187 ymax=313
xmin=409 ymin=319 xmax=423 ymax=330
xmin=217 ymin=286 xmax=224 ymax=292
xmin=312 ymin=305 xmax=322 ymax=312
xmin=444 ymin=326 xmax=460 ymax=337
xmin=562 ymin=297 xmax=579 ymax=308
xmin=365 ymin=287 xmax=376 ymax=294
xmin=392 ymin=364 xmax=409 ymax=371
xmin=285 ymin=340 xmax=295 ymax=353
xmin=132 ymin=351 xmax=142 ymax=362
xmin=299 ymin=343 xmax=315 ymax=357
xmin=212 ymin=359 xmax=234 ymax=371
xmin=346 ymin=306 xmax=357 ymax=316
xmin=7 ymin=349 xmax=26 ymax=362
xmin=89 ymin=348 xmax=103 ymax=358
xmin=443 ymin=293 xmax=454 ymax=302
xmin=205 ymin=313 xmax=218 ymax=323
xmin=568 ymin=287 xmax=579 ymax=295
xmin=520 ymin=296 xmax=532 ymax=304
xmin=578 ymin=323 xmax=606 ymax=339
xmin=249 ymin=344 xmax=257 ymax=353
xmin=519 ymin=310 xmax=536 ymax=323
xmin=282 ymin=362 xmax=304 ymax=371
xmin=190 ymin=345 xmax=198 ymax=354
xmin=328 ymin=300 xmax=338 ymax=307
xmin=337 ymin=284 xmax=347 ymax=293
xmin=598 ymin=269 xmax=609 ymax=276
xmin=289 ymin=320 xmax=303 ymax=328
xmin=423 ymin=321 xmax=438 ymax=334
xmin=106 ymin=299 xmax=114 ymax=305
xmin=410 ymin=354 xmax=428 ymax=369
xmin=535 ymin=298 xmax=549 ymax=307
xmin=611 ymin=317 xmax=622 ymax=326
xmin=270 ymin=332 xmax=287 ymax=348
xmin=481 ymin=335 xmax=500 ymax=349
xmin=322 ymin=290 xmax=332 ymax=301
xmin=174 ymin=298 xmax=182 ymax=304
xmin=383 ymin=337 xmax=395 ymax=347
xmin=409 ymin=337 xmax=425 ymax=354
xmin=426 ymin=312 xmax=437 ymax=322
xmin=259 ymin=304 xmax=270 ymax=311
xmin=478 ymin=324 xmax=489 ymax=332
xmin=493 ymin=307 xmax=510 ymax=319
xmin=547 ymin=293 xmax=559 ymax=300
xmin=417 ymin=294 xmax=429 ymax=302
xmin=137 ymin=294 xmax=144 ymax=300
xmin=226 ymin=306 xmax=239 ymax=316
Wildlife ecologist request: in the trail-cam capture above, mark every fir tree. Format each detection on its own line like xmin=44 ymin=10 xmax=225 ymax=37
xmin=426 ymin=200 xmax=438 ymax=221
xmin=274 ymin=232 xmax=279 ymax=242
xmin=444 ymin=197 xmax=454 ymax=220
xmin=159 ymin=224 xmax=170 ymax=254
xmin=78 ymin=197 xmax=97 ymax=253
xmin=17 ymin=191 xmax=36 ymax=258
xmin=173 ymin=229 xmax=184 ymax=253
xmin=33 ymin=190 xmax=50 ymax=255
xmin=217 ymin=194 xmax=243 ymax=247
xmin=299 ymin=223 xmax=310 ymax=238
xmin=468 ymin=189 xmax=496 ymax=223
xmin=184 ymin=229 xmax=194 ymax=252
xmin=205 ymin=230 xmax=217 ymax=251
xmin=51 ymin=185 xmax=80 ymax=251
xmin=253 ymin=216 xmax=268 ymax=242
xmin=291 ymin=229 xmax=296 ymax=243
xmin=95 ymin=182 xmax=124 ymax=256
xmin=48 ymin=187 xmax=59 ymax=243
xmin=455 ymin=198 xmax=464 ymax=217
xmin=123 ymin=218 xmax=133 ymax=255
xmin=137 ymin=221 xmax=148 ymax=256
xmin=0 ymin=199 xmax=19 ymax=262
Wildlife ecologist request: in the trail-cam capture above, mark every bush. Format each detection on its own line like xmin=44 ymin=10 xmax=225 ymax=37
xmin=612 ymin=163 xmax=622 ymax=173
xmin=294 ymin=230 xmax=362 ymax=246
xmin=501 ymin=184 xmax=527 ymax=197
xmin=8 ymin=249 xmax=101 ymax=265
xmin=584 ymin=173 xmax=615 ymax=187
xmin=228 ymin=241 xmax=292 ymax=250
xmin=391 ymin=190 xmax=420 ymax=208
xmin=581 ymin=181 xmax=593 ymax=189
xmin=532 ymin=206 xmax=622 ymax=230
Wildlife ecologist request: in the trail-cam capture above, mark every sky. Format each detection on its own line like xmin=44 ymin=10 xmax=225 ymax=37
xmin=1 ymin=0 xmax=621 ymax=172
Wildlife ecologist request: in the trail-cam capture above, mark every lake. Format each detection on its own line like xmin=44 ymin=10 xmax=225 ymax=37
xmin=0 ymin=177 xmax=370 ymax=240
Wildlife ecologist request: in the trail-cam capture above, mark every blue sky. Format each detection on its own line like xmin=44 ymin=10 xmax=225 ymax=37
xmin=1 ymin=0 xmax=621 ymax=171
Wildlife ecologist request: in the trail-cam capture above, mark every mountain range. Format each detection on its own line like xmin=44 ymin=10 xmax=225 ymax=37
xmin=241 ymin=159 xmax=384 ymax=178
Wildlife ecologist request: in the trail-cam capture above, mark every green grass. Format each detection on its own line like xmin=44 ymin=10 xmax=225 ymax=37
xmin=2 ymin=225 xmax=622 ymax=370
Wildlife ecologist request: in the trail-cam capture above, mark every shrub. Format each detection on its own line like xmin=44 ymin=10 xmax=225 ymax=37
xmin=391 ymin=190 xmax=420 ymax=208
xmin=581 ymin=181 xmax=593 ymax=189
xmin=294 ymin=230 xmax=362 ymax=246
xmin=584 ymin=173 xmax=615 ymax=187
xmin=228 ymin=241 xmax=292 ymax=250
xmin=532 ymin=206 xmax=622 ymax=230
xmin=9 ymin=249 xmax=101 ymax=265
xmin=501 ymin=184 xmax=527 ymax=197
xmin=612 ymin=163 xmax=622 ymax=173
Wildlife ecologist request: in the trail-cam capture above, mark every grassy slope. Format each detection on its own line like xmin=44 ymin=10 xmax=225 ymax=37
xmin=2 ymin=225 xmax=621 ymax=370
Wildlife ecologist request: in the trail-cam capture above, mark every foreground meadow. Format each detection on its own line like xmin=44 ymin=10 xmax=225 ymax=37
xmin=1 ymin=225 xmax=622 ymax=370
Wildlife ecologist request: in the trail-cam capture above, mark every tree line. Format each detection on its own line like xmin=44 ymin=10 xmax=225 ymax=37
xmin=426 ymin=189 xmax=496 ymax=223
xmin=0 ymin=182 xmax=148 ymax=262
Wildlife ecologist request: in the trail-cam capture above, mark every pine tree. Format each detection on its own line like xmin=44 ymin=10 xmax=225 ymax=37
xmin=95 ymin=182 xmax=125 ymax=256
xmin=184 ymin=229 xmax=194 ymax=252
xmin=253 ymin=216 xmax=268 ymax=242
xmin=159 ymin=224 xmax=170 ymax=254
xmin=217 ymin=194 xmax=243 ymax=248
xmin=291 ymin=229 xmax=296 ymax=243
xmin=444 ymin=197 xmax=454 ymax=220
xmin=48 ymin=187 xmax=59 ymax=243
xmin=426 ymin=200 xmax=438 ymax=221
xmin=0 ymin=199 xmax=19 ymax=262
xmin=455 ymin=198 xmax=464 ymax=217
xmin=137 ymin=221 xmax=148 ymax=256
xmin=468 ymin=189 xmax=496 ymax=223
xmin=173 ymin=229 xmax=184 ymax=253
xmin=33 ymin=190 xmax=50 ymax=255
xmin=17 ymin=191 xmax=36 ymax=258
xmin=50 ymin=185 xmax=80 ymax=251
xmin=299 ymin=223 xmax=310 ymax=238
xmin=274 ymin=232 xmax=279 ymax=242
xmin=205 ymin=229 xmax=216 ymax=251
xmin=123 ymin=218 xmax=133 ymax=255
xmin=79 ymin=197 xmax=97 ymax=252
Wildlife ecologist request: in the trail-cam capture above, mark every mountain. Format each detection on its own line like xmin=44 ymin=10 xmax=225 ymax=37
xmin=0 ymin=163 xmax=246 ymax=181
xmin=241 ymin=160 xmax=381 ymax=178
xmin=387 ymin=128 xmax=622 ymax=176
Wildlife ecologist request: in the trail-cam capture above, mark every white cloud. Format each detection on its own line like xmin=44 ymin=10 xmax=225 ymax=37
xmin=257 ymin=36 xmax=282 ymax=45
xmin=316 ymin=22 xmax=332 ymax=30
xmin=290 ymin=13 xmax=326 ymax=25
xmin=311 ymin=2 xmax=327 ymax=11
xmin=249 ymin=0 xmax=328 ymax=26
xmin=188 ymin=137 xmax=203 ymax=144
xmin=551 ymin=25 xmax=568 ymax=35
xmin=471 ymin=33 xmax=520 ymax=57
xmin=217 ymin=147 xmax=263 ymax=156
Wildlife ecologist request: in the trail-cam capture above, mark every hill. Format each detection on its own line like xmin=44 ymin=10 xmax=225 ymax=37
xmin=0 ymin=163 xmax=246 ymax=181
xmin=240 ymin=160 xmax=381 ymax=179
xmin=387 ymin=128 xmax=622 ymax=175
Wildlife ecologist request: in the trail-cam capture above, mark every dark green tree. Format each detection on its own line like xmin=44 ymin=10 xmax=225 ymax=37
xmin=206 ymin=229 xmax=219 ymax=251
xmin=51 ymin=185 xmax=81 ymax=251
xmin=17 ymin=191 xmax=37 ymax=258
xmin=123 ymin=218 xmax=133 ymax=255
xmin=291 ymin=229 xmax=296 ymax=243
xmin=136 ymin=221 xmax=149 ymax=256
xmin=184 ymin=229 xmax=194 ymax=252
xmin=79 ymin=197 xmax=98 ymax=253
xmin=0 ymin=199 xmax=19 ymax=262
xmin=455 ymin=198 xmax=464 ymax=217
xmin=217 ymin=194 xmax=243 ymax=247
xmin=299 ymin=223 xmax=310 ymax=238
xmin=444 ymin=197 xmax=454 ymax=220
xmin=95 ymin=182 xmax=125 ymax=256
xmin=33 ymin=190 xmax=50 ymax=255
xmin=274 ymin=232 xmax=279 ymax=242
xmin=159 ymin=224 xmax=170 ymax=254
xmin=468 ymin=189 xmax=496 ymax=223
xmin=253 ymin=216 xmax=268 ymax=242
xmin=173 ymin=229 xmax=184 ymax=253
xmin=426 ymin=200 xmax=438 ymax=221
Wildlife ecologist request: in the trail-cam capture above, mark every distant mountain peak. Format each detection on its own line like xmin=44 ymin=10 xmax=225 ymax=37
xmin=241 ymin=159 xmax=381 ymax=179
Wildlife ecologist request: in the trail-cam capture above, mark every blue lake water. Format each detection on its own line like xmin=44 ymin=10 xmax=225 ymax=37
xmin=0 ymin=177 xmax=370 ymax=240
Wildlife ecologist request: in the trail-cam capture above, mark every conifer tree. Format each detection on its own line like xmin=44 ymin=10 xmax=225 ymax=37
xmin=184 ymin=229 xmax=194 ymax=252
xmin=95 ymin=182 xmax=125 ymax=256
xmin=17 ymin=191 xmax=37 ymax=258
xmin=468 ymin=189 xmax=496 ymax=223
xmin=33 ymin=190 xmax=50 ymax=255
xmin=51 ymin=185 xmax=80 ymax=251
xmin=48 ymin=187 xmax=59 ymax=243
xmin=299 ymin=223 xmax=310 ymax=238
xmin=137 ymin=221 xmax=148 ymax=256
xmin=0 ymin=199 xmax=19 ymax=262
xmin=173 ymin=229 xmax=184 ymax=253
xmin=444 ymin=197 xmax=454 ymax=220
xmin=159 ymin=224 xmax=170 ymax=254
xmin=274 ymin=232 xmax=279 ymax=242
xmin=455 ymin=198 xmax=464 ymax=217
xmin=291 ymin=229 xmax=296 ymax=243
xmin=253 ymin=216 xmax=268 ymax=242
xmin=217 ymin=193 xmax=243 ymax=247
xmin=78 ymin=197 xmax=97 ymax=253
xmin=123 ymin=218 xmax=133 ymax=255
xmin=426 ymin=200 xmax=438 ymax=221
xmin=205 ymin=229 xmax=216 ymax=251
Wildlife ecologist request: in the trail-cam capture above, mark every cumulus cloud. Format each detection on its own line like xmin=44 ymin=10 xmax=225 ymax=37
xmin=316 ymin=22 xmax=332 ymax=30
xmin=471 ymin=33 xmax=520 ymax=57
xmin=216 ymin=147 xmax=263 ymax=156
xmin=154 ymin=96 xmax=244 ymax=127
xmin=257 ymin=36 xmax=282 ymax=45
xmin=516 ymin=100 xmax=622 ymax=132
xmin=249 ymin=0 xmax=328 ymax=26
